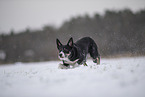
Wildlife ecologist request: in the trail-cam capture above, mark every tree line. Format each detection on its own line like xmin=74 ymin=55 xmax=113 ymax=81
xmin=0 ymin=9 xmax=145 ymax=64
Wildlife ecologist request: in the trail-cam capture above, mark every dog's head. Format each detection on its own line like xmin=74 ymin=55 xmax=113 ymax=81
xmin=56 ymin=37 xmax=73 ymax=61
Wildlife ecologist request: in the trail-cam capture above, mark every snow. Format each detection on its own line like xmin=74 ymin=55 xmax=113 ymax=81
xmin=0 ymin=57 xmax=145 ymax=97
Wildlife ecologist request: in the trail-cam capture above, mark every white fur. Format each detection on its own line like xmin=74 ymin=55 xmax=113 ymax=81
xmin=63 ymin=59 xmax=79 ymax=65
xmin=59 ymin=51 xmax=79 ymax=65
xmin=58 ymin=51 xmax=79 ymax=69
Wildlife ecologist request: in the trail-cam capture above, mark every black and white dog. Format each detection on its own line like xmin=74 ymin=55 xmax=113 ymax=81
xmin=56 ymin=37 xmax=100 ymax=69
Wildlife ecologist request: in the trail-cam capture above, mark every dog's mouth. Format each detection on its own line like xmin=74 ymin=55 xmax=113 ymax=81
xmin=59 ymin=54 xmax=68 ymax=59
xmin=60 ymin=56 xmax=64 ymax=58
xmin=58 ymin=53 xmax=66 ymax=60
xmin=59 ymin=56 xmax=66 ymax=61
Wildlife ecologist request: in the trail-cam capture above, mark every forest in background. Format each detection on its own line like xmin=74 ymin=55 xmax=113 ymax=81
xmin=0 ymin=9 xmax=145 ymax=64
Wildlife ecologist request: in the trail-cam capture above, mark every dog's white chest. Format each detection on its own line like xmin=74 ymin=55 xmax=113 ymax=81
xmin=63 ymin=58 xmax=79 ymax=65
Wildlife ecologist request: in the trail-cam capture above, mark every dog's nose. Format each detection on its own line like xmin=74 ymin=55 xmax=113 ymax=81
xmin=59 ymin=53 xmax=63 ymax=57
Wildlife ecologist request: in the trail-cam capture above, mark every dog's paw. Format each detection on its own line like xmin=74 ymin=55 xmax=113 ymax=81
xmin=58 ymin=63 xmax=70 ymax=69
xmin=93 ymin=57 xmax=100 ymax=65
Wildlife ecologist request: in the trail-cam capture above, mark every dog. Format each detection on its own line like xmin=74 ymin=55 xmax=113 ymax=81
xmin=56 ymin=37 xmax=100 ymax=69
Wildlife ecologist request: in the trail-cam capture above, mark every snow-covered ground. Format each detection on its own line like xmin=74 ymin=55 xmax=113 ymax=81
xmin=0 ymin=57 xmax=145 ymax=97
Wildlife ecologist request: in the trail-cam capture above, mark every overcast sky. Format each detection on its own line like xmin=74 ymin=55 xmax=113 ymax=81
xmin=0 ymin=0 xmax=145 ymax=34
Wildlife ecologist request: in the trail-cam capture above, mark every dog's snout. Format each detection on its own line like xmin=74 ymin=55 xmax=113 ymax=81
xmin=59 ymin=53 xmax=62 ymax=57
xmin=59 ymin=51 xmax=65 ymax=59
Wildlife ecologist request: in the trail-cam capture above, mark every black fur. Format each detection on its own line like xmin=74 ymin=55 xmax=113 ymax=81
xmin=56 ymin=37 xmax=100 ymax=66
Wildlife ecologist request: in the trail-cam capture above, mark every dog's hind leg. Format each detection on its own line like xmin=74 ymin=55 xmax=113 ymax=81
xmin=93 ymin=56 xmax=100 ymax=65
xmin=89 ymin=42 xmax=100 ymax=65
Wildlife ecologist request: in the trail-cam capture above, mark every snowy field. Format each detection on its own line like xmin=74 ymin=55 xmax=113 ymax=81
xmin=0 ymin=57 xmax=145 ymax=97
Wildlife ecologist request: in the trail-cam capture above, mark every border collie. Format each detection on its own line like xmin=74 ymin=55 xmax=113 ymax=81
xmin=56 ymin=37 xmax=100 ymax=69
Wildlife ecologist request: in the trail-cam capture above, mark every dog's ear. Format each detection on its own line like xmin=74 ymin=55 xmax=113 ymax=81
xmin=67 ymin=37 xmax=73 ymax=47
xmin=56 ymin=39 xmax=62 ymax=49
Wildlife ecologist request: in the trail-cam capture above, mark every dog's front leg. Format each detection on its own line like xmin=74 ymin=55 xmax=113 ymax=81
xmin=83 ymin=63 xmax=88 ymax=66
